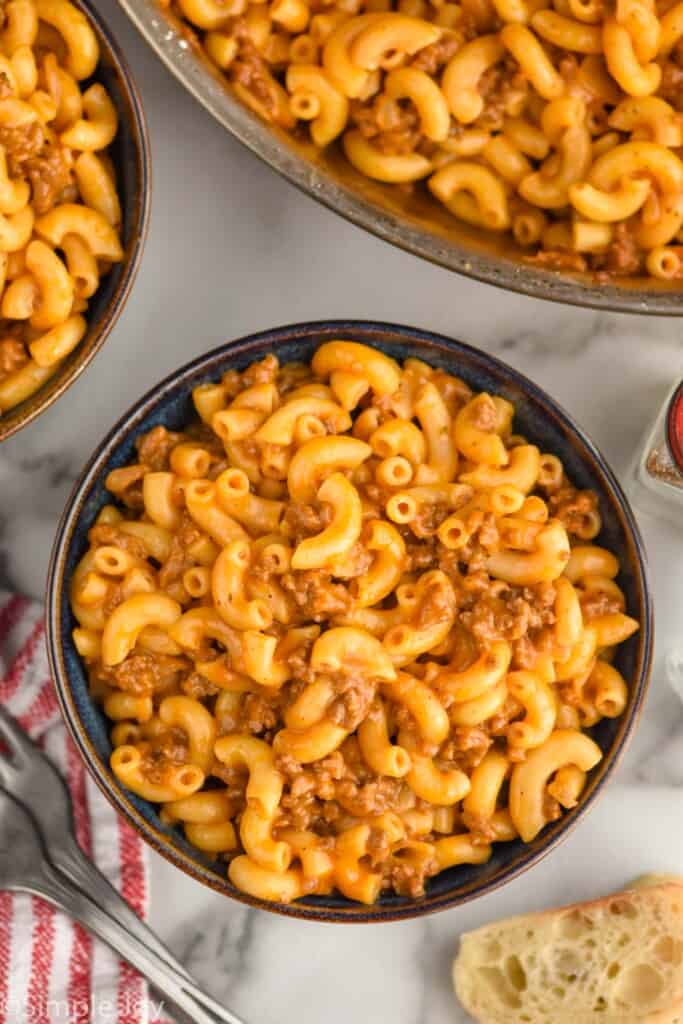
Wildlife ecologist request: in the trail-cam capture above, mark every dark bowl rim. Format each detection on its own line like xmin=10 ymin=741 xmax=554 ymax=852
xmin=118 ymin=0 xmax=682 ymax=315
xmin=46 ymin=319 xmax=654 ymax=923
xmin=0 ymin=0 xmax=152 ymax=443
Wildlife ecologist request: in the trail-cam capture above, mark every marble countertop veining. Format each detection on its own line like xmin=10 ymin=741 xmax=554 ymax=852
xmin=2 ymin=3 xmax=683 ymax=1020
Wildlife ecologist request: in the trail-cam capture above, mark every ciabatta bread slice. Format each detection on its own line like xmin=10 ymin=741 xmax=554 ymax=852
xmin=453 ymin=883 xmax=683 ymax=1024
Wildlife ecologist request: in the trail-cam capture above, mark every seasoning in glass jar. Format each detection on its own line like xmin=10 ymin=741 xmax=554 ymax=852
xmin=627 ymin=381 xmax=683 ymax=526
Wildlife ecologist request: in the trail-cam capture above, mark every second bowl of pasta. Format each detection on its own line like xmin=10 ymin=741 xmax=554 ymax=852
xmin=47 ymin=321 xmax=652 ymax=921
xmin=0 ymin=0 xmax=150 ymax=442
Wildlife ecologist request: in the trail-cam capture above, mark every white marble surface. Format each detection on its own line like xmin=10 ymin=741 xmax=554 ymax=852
xmin=3 ymin=3 xmax=683 ymax=1020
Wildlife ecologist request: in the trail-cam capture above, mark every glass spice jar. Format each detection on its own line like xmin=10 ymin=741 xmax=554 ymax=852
xmin=626 ymin=380 xmax=683 ymax=527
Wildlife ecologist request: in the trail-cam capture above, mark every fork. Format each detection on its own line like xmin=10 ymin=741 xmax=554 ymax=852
xmin=0 ymin=787 xmax=251 ymax=1024
xmin=0 ymin=707 xmax=247 ymax=1024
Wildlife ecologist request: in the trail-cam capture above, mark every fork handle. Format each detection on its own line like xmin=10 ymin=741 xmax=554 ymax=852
xmin=22 ymin=860 xmax=248 ymax=1024
xmin=55 ymin=834 xmax=247 ymax=1024
xmin=58 ymin=833 xmax=193 ymax=975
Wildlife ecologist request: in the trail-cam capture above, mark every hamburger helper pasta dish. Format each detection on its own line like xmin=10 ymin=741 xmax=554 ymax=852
xmin=70 ymin=342 xmax=639 ymax=905
xmin=166 ymin=0 xmax=683 ymax=279
xmin=0 ymin=0 xmax=123 ymax=415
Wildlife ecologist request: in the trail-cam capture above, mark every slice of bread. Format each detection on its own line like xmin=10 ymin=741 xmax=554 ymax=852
xmin=453 ymin=883 xmax=683 ymax=1024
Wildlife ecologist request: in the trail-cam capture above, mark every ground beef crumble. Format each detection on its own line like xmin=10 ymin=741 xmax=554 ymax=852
xmin=282 ymin=501 xmax=332 ymax=543
xmin=87 ymin=524 xmax=147 ymax=560
xmin=440 ymin=726 xmax=492 ymax=772
xmin=592 ymin=223 xmax=643 ymax=279
xmin=281 ymin=570 xmax=352 ymax=620
xmin=24 ymin=143 xmax=74 ymax=214
xmin=0 ymin=336 xmax=28 ymax=378
xmin=95 ymin=652 xmax=189 ymax=697
xmin=549 ymin=484 xmax=599 ymax=536
xmin=327 ymin=672 xmax=377 ymax=730
xmin=158 ymin=516 xmax=203 ymax=588
xmin=136 ymin=426 xmax=184 ymax=471
xmin=580 ymin=591 xmax=623 ymax=619
xmin=140 ymin=727 xmax=189 ymax=785
xmin=350 ymin=95 xmax=422 ymax=156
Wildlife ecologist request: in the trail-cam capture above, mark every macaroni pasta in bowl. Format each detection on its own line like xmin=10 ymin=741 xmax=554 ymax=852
xmin=70 ymin=340 xmax=639 ymax=906
xmin=159 ymin=0 xmax=683 ymax=280
xmin=0 ymin=0 xmax=124 ymax=419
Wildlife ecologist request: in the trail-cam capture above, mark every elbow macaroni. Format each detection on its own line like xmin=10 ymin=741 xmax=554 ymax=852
xmin=164 ymin=0 xmax=683 ymax=278
xmin=0 ymin=0 xmax=124 ymax=418
xmin=73 ymin=344 xmax=638 ymax=905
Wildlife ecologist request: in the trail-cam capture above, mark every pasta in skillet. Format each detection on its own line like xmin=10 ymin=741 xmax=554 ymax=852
xmin=160 ymin=0 xmax=683 ymax=280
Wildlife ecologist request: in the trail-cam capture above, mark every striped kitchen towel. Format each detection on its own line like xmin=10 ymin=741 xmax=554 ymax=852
xmin=0 ymin=592 xmax=169 ymax=1024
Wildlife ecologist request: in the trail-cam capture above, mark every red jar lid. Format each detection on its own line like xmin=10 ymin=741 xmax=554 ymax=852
xmin=666 ymin=382 xmax=683 ymax=473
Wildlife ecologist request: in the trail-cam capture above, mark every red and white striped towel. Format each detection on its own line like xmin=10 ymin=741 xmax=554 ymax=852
xmin=0 ymin=592 xmax=168 ymax=1024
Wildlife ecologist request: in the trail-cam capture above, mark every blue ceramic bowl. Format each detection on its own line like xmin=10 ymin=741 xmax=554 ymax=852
xmin=0 ymin=0 xmax=151 ymax=442
xmin=46 ymin=321 xmax=653 ymax=922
